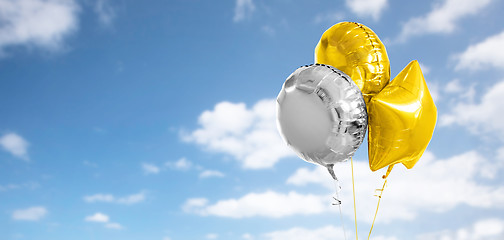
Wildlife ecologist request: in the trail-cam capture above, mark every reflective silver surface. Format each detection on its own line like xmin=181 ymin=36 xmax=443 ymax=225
xmin=276 ymin=64 xmax=368 ymax=167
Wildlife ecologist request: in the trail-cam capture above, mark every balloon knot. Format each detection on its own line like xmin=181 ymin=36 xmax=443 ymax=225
xmin=332 ymin=196 xmax=342 ymax=205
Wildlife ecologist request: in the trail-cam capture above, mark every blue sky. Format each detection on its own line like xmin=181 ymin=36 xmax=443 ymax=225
xmin=1 ymin=0 xmax=504 ymax=239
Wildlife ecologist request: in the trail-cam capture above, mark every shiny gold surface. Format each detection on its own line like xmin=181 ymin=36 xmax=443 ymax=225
xmin=367 ymin=60 xmax=437 ymax=172
xmin=315 ymin=22 xmax=390 ymax=103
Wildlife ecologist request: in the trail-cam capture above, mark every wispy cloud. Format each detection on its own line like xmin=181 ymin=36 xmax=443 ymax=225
xmin=418 ymin=62 xmax=431 ymax=75
xmin=440 ymin=80 xmax=504 ymax=140
xmin=85 ymin=212 xmax=123 ymax=229
xmin=417 ymin=218 xmax=504 ymax=240
xmin=261 ymin=25 xmax=275 ymax=36
xmin=263 ymin=226 xmax=349 ymax=240
xmin=115 ymin=192 xmax=145 ymax=204
xmin=146 ymin=158 xmax=225 ymax=179
xmin=233 ymin=0 xmax=255 ymax=22
xmin=182 ymin=99 xmax=294 ymax=169
xmin=0 ymin=182 xmax=38 ymax=192
xmin=444 ymin=79 xmax=463 ymax=93
xmin=287 ymin=151 xmax=504 ymax=222
xmin=454 ymin=30 xmax=504 ymax=71
xmin=84 ymin=193 xmax=114 ymax=203
xmin=84 ymin=191 xmax=146 ymax=205
xmin=0 ymin=0 xmax=80 ymax=54
xmin=397 ymin=0 xmax=493 ymax=42
xmin=183 ymin=191 xmax=327 ymax=218
xmin=85 ymin=212 xmax=109 ymax=222
xmin=142 ymin=163 xmax=160 ymax=175
xmin=104 ymin=222 xmax=123 ymax=229
xmin=83 ymin=160 xmax=98 ymax=168
xmin=94 ymin=0 xmax=115 ymax=27
xmin=12 ymin=206 xmax=47 ymax=221
xmin=165 ymin=158 xmax=193 ymax=171
xmin=0 ymin=133 xmax=29 ymax=160
xmin=205 ymin=233 xmax=219 ymax=239
xmin=242 ymin=233 xmax=253 ymax=239
xmin=199 ymin=170 xmax=225 ymax=178
xmin=345 ymin=0 xmax=387 ymax=21
xmin=313 ymin=11 xmax=344 ymax=24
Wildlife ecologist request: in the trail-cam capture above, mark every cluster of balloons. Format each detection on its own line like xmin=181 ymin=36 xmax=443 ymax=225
xmin=276 ymin=21 xmax=437 ymax=239
xmin=277 ymin=21 xmax=437 ymax=179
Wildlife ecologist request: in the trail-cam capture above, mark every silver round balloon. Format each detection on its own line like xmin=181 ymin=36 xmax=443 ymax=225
xmin=276 ymin=64 xmax=367 ymax=171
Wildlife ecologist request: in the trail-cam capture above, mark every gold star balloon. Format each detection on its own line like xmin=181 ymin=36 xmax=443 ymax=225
xmin=367 ymin=60 xmax=437 ymax=178
xmin=315 ymin=22 xmax=390 ymax=103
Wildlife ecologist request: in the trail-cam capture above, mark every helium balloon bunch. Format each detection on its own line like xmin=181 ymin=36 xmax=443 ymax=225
xmin=276 ymin=22 xmax=437 ymax=239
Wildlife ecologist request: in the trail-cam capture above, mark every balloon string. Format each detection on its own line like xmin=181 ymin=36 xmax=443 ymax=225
xmin=332 ymin=177 xmax=348 ymax=240
xmin=367 ymin=178 xmax=388 ymax=240
xmin=350 ymin=157 xmax=358 ymax=240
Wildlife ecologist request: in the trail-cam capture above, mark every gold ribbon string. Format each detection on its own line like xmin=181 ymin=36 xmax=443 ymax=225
xmin=351 ymin=157 xmax=358 ymax=240
xmin=367 ymin=177 xmax=388 ymax=240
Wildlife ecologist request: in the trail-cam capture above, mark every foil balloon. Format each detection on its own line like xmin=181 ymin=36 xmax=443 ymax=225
xmin=367 ymin=60 xmax=437 ymax=178
xmin=276 ymin=64 xmax=367 ymax=176
xmin=315 ymin=22 xmax=390 ymax=103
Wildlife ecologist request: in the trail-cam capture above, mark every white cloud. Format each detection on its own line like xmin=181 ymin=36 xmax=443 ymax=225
xmin=84 ymin=193 xmax=114 ymax=203
xmin=242 ymin=233 xmax=253 ymax=239
xmin=233 ymin=0 xmax=255 ymax=22
xmin=0 ymin=182 xmax=38 ymax=192
xmin=419 ymin=77 xmax=469 ymax=105
xmin=397 ymin=0 xmax=492 ymax=42
xmin=166 ymin=158 xmax=193 ymax=171
xmin=263 ymin=225 xmax=346 ymax=240
xmin=84 ymin=192 xmax=146 ymax=205
xmin=0 ymin=184 xmax=16 ymax=191
xmin=142 ymin=163 xmax=160 ymax=175
xmin=313 ymin=11 xmax=344 ymax=24
xmin=454 ymin=30 xmax=504 ymax=71
xmin=246 ymin=227 xmax=396 ymax=240
xmin=183 ymin=198 xmax=208 ymax=212
xmin=85 ymin=212 xmax=123 ymax=230
xmin=185 ymin=149 xmax=503 ymax=223
xmin=497 ymin=147 xmax=504 ymax=160
xmin=199 ymin=170 xmax=225 ymax=178
xmin=165 ymin=157 xmax=225 ymax=178
xmin=418 ymin=62 xmax=431 ymax=75
xmin=105 ymin=222 xmax=123 ymax=229
xmin=442 ymin=79 xmax=476 ymax=102
xmin=373 ymin=237 xmax=398 ymax=240
xmin=182 ymin=99 xmax=294 ymax=169
xmin=183 ymin=191 xmax=328 ymax=218
xmin=0 ymin=0 xmax=79 ymax=53
xmin=12 ymin=206 xmax=47 ymax=221
xmin=287 ymin=150 xmax=504 ymax=222
xmin=345 ymin=0 xmax=387 ymax=20
xmin=261 ymin=25 xmax=275 ymax=36
xmin=94 ymin=0 xmax=115 ymax=27
xmin=440 ymin=80 xmax=504 ymax=140
xmin=426 ymin=81 xmax=440 ymax=103
xmin=417 ymin=218 xmax=504 ymax=240
xmin=116 ymin=192 xmax=145 ymax=204
xmin=163 ymin=237 xmax=172 ymax=240
xmin=206 ymin=233 xmax=218 ymax=239
xmin=85 ymin=212 xmax=109 ymax=222
xmin=0 ymin=133 xmax=29 ymax=160
xmin=445 ymin=79 xmax=463 ymax=93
